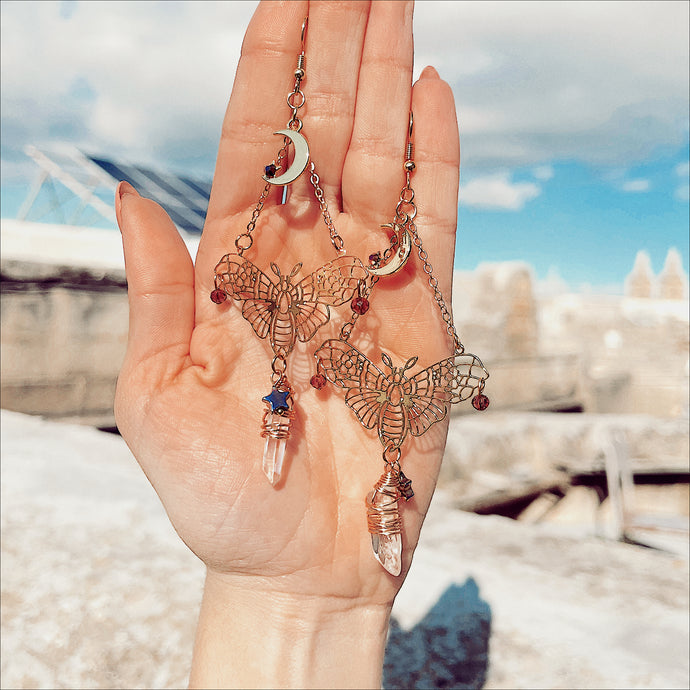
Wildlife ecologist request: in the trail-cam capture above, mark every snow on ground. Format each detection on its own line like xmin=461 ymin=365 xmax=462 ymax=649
xmin=0 ymin=410 xmax=204 ymax=689
xmin=1 ymin=410 xmax=688 ymax=689
xmin=0 ymin=219 xmax=200 ymax=271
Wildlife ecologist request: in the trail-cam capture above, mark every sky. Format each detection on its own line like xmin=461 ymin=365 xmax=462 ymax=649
xmin=1 ymin=0 xmax=688 ymax=291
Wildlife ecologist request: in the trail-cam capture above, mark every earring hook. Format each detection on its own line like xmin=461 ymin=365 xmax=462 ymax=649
xmin=300 ymin=17 xmax=308 ymax=51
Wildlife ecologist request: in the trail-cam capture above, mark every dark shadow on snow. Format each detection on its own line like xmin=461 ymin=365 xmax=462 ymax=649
xmin=384 ymin=577 xmax=491 ymax=690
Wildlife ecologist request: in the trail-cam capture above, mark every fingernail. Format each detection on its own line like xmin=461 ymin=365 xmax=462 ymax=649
xmin=117 ymin=180 xmax=139 ymax=200
xmin=420 ymin=65 xmax=440 ymax=80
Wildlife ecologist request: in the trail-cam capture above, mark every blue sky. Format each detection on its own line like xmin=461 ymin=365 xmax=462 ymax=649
xmin=1 ymin=0 xmax=688 ymax=291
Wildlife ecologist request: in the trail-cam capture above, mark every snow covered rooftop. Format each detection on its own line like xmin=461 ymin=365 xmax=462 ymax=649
xmin=1 ymin=218 xmax=200 ymax=273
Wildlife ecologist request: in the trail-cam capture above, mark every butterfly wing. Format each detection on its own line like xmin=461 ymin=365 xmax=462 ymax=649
xmin=301 ymin=255 xmax=368 ymax=306
xmin=214 ymin=254 xmax=277 ymax=341
xmin=405 ymin=353 xmax=489 ymax=436
xmin=292 ymin=256 xmax=368 ymax=342
xmin=314 ymin=340 xmax=388 ymax=431
xmin=290 ymin=299 xmax=332 ymax=344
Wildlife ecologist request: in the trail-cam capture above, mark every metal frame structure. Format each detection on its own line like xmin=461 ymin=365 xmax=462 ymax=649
xmin=17 ymin=144 xmax=210 ymax=234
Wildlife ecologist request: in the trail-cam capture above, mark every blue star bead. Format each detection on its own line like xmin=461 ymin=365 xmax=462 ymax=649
xmin=262 ymin=387 xmax=291 ymax=413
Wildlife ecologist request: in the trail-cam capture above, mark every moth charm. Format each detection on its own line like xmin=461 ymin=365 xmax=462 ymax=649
xmin=211 ymin=255 xmax=369 ymax=486
xmin=212 ymin=254 xmax=369 ymax=356
xmin=314 ymin=339 xmax=489 ymax=575
xmin=313 ymin=339 xmax=490 ymax=448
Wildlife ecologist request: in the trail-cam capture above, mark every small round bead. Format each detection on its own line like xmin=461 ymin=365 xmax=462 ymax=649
xmin=472 ymin=394 xmax=490 ymax=411
xmin=210 ymin=289 xmax=227 ymax=304
xmin=404 ymin=160 xmax=416 ymax=172
xmin=264 ymin=163 xmax=277 ymax=178
xmin=310 ymin=374 xmax=327 ymax=390
xmin=294 ymin=68 xmax=305 ymax=80
xmin=351 ymin=296 xmax=370 ymax=315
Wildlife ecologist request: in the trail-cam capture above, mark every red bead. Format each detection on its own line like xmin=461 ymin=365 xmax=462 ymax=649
xmin=210 ymin=289 xmax=227 ymax=304
xmin=351 ymin=296 xmax=369 ymax=315
xmin=265 ymin=163 xmax=277 ymax=178
xmin=472 ymin=394 xmax=490 ymax=411
xmin=310 ymin=374 xmax=327 ymax=389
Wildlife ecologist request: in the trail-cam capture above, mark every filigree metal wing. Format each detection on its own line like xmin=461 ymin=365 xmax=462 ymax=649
xmin=405 ymin=353 xmax=489 ymax=437
xmin=214 ymin=253 xmax=277 ymax=341
xmin=316 ymin=340 xmax=490 ymax=448
xmin=314 ymin=339 xmax=390 ymax=431
xmin=290 ymin=300 xmax=332 ymax=345
xmin=292 ymin=256 xmax=368 ymax=343
xmin=300 ymin=255 xmax=368 ymax=306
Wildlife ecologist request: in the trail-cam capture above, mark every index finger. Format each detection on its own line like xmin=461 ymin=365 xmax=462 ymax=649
xmin=205 ymin=0 xmax=308 ymax=226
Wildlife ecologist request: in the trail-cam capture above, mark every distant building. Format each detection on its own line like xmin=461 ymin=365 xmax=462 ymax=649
xmin=625 ymin=250 xmax=654 ymax=298
xmin=624 ymin=248 xmax=689 ymax=300
xmin=659 ymin=248 xmax=688 ymax=300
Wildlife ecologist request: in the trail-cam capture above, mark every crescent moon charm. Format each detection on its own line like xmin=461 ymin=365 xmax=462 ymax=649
xmin=368 ymin=223 xmax=412 ymax=276
xmin=263 ymin=129 xmax=310 ymax=185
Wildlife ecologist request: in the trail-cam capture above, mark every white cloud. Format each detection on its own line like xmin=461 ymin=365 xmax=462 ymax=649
xmin=415 ymin=1 xmax=689 ymax=170
xmin=459 ymin=172 xmax=541 ymax=210
xmin=621 ymin=179 xmax=650 ymax=193
xmin=0 ymin=1 xmax=257 ymax=174
xmin=0 ymin=0 xmax=688 ymax=184
xmin=532 ymin=165 xmax=554 ymax=181
xmin=676 ymin=162 xmax=690 ymax=177
xmin=675 ymin=184 xmax=690 ymax=202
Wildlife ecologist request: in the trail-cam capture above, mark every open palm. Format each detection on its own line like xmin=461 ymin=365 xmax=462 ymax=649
xmin=114 ymin=0 xmax=461 ymax=607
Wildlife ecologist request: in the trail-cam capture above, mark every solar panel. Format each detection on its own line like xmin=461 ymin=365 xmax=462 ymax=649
xmin=19 ymin=146 xmax=213 ymax=235
xmin=88 ymin=156 xmax=210 ymax=235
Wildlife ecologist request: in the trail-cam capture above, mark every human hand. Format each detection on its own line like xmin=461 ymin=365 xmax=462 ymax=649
xmin=114 ymin=1 xmax=461 ymax=686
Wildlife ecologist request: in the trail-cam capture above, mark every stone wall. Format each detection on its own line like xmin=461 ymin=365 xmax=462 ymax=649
xmin=1 ymin=260 xmax=127 ymax=426
xmin=1 ymin=222 xmax=688 ymax=423
xmin=452 ymin=259 xmax=689 ymax=416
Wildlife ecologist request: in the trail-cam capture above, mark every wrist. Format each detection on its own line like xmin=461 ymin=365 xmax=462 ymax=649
xmin=189 ymin=569 xmax=392 ymax=689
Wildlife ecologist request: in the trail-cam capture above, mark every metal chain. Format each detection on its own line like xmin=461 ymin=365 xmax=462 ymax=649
xmin=234 ymin=142 xmax=290 ymax=255
xmin=309 ymin=162 xmax=346 ymax=255
xmin=234 ymin=17 xmax=345 ymax=259
xmin=271 ymin=353 xmax=288 ymax=384
xmin=408 ymin=217 xmax=465 ymax=355
xmin=394 ymin=168 xmax=465 ymax=355
xmin=233 ymin=22 xmax=306 ymax=256
xmin=339 ymin=112 xmax=464 ymax=354
xmin=339 ymin=274 xmax=379 ymax=341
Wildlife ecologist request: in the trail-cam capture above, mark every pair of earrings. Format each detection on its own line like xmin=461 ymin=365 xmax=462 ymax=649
xmin=210 ymin=18 xmax=489 ymax=576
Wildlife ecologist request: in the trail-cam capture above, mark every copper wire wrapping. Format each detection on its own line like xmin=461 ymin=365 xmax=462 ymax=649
xmin=366 ymin=469 xmax=402 ymax=537
xmin=260 ymin=375 xmax=294 ymax=440
xmin=260 ymin=407 xmax=294 ymax=440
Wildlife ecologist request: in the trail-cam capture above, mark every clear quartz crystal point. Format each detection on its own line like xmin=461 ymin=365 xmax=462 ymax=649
xmin=367 ymin=487 xmax=402 ymax=576
xmin=262 ymin=415 xmax=287 ymax=486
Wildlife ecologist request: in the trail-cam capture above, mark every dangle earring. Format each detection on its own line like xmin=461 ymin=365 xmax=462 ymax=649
xmin=210 ymin=18 xmax=368 ymax=486
xmin=313 ymin=114 xmax=490 ymax=575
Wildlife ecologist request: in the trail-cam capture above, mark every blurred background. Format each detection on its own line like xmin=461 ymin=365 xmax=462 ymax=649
xmin=1 ymin=2 xmax=688 ymax=689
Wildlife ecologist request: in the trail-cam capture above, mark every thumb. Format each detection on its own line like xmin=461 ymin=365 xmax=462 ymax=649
xmin=115 ymin=180 xmax=195 ymax=373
